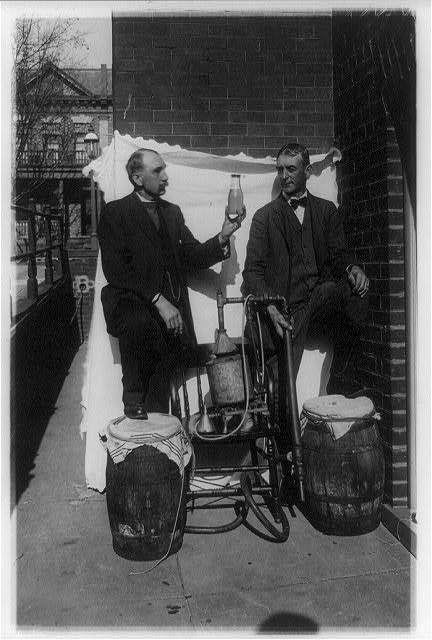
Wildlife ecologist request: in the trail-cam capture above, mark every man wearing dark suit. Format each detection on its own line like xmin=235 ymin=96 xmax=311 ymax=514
xmin=242 ymin=142 xmax=369 ymax=394
xmin=98 ymin=148 xmax=242 ymax=419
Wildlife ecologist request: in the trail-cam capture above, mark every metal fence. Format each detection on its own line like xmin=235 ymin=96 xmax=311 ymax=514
xmin=11 ymin=200 xmax=68 ymax=318
xmin=18 ymin=149 xmax=88 ymax=167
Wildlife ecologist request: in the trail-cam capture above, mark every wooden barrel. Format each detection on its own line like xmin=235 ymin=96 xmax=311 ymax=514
xmin=301 ymin=395 xmax=384 ymax=535
xmin=105 ymin=415 xmax=191 ymax=561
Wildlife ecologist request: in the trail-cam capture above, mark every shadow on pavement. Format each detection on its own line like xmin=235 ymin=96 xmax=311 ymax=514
xmin=258 ymin=611 xmax=319 ymax=633
xmin=11 ymin=341 xmax=79 ymax=508
xmin=10 ymin=282 xmax=81 ymax=509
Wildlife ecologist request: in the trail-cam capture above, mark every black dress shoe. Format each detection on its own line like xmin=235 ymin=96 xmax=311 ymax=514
xmin=124 ymin=404 xmax=148 ymax=420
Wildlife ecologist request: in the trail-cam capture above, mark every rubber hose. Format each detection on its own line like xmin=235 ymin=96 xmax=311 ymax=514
xmin=185 ymin=501 xmax=248 ymax=535
xmin=240 ymin=472 xmax=290 ymax=542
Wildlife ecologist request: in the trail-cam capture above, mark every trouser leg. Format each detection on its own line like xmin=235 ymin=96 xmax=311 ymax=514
xmin=245 ymin=303 xmax=310 ymax=382
xmin=111 ymin=298 xmax=176 ymax=413
xmin=290 ymin=305 xmax=312 ymax=378
xmin=247 ymin=280 xmax=367 ymax=387
xmin=306 ymin=279 xmax=369 ymax=390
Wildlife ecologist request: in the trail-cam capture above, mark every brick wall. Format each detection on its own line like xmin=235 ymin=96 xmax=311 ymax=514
xmin=112 ymin=13 xmax=334 ymax=156
xmin=332 ymin=10 xmax=415 ymax=506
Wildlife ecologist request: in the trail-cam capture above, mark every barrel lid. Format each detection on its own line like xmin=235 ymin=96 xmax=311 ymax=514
xmin=302 ymin=395 xmax=375 ymax=421
xmin=107 ymin=413 xmax=182 ymax=443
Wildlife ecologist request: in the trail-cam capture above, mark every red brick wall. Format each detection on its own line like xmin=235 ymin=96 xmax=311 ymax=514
xmin=112 ymin=14 xmax=334 ymax=156
xmin=332 ymin=10 xmax=415 ymax=506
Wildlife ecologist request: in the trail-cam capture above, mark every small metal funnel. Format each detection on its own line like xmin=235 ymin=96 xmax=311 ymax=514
xmin=212 ymin=328 xmax=238 ymax=356
xmin=196 ymin=404 xmax=217 ymax=435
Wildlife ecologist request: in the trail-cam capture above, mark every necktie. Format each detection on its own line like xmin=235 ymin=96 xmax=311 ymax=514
xmin=289 ymin=196 xmax=308 ymax=210
xmin=141 ymin=202 xmax=160 ymax=232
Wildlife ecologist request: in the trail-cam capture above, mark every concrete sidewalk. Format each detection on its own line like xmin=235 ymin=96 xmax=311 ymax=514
xmin=11 ymin=342 xmax=414 ymax=633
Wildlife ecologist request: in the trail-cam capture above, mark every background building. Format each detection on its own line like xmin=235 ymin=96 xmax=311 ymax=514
xmin=15 ymin=62 xmax=113 ymax=243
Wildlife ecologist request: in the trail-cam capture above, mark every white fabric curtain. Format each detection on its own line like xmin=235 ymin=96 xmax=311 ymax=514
xmin=80 ymin=132 xmax=339 ymax=492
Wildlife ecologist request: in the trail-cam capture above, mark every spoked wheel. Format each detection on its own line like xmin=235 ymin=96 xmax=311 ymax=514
xmin=240 ymin=472 xmax=290 ymax=543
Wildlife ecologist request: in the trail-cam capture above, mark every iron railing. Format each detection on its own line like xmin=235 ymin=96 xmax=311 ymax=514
xmin=11 ymin=200 xmax=68 ymax=319
xmin=18 ymin=149 xmax=89 ymax=167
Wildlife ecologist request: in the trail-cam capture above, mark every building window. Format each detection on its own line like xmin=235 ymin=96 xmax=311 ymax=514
xmin=45 ymin=136 xmax=60 ymax=164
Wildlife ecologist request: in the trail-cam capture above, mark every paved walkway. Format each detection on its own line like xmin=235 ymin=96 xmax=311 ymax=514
xmin=10 ymin=342 xmax=415 ymax=635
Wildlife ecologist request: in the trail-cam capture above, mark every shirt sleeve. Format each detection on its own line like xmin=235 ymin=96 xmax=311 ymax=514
xmin=242 ymin=209 xmax=277 ymax=297
xmin=324 ymin=203 xmax=358 ymax=278
xmin=176 ymin=208 xmax=230 ymax=269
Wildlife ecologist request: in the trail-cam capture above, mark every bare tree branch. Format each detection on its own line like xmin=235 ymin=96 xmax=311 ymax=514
xmin=13 ymin=16 xmax=88 ymax=202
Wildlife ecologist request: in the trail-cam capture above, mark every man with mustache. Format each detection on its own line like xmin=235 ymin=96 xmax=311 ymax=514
xmin=242 ymin=142 xmax=369 ymax=396
xmin=98 ymin=148 xmax=243 ymax=420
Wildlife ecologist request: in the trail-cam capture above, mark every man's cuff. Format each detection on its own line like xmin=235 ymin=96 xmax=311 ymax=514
xmin=345 ymin=264 xmax=354 ymax=274
xmin=152 ymin=292 xmax=161 ymax=304
xmin=218 ymin=233 xmax=230 ymax=257
xmin=221 ymin=244 xmax=229 ymax=257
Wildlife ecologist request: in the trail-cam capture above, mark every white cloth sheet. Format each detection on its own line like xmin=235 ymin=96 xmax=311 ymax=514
xmin=100 ymin=413 xmax=193 ymax=471
xmin=80 ymin=132 xmax=339 ymax=491
xmin=300 ymin=395 xmax=378 ymax=440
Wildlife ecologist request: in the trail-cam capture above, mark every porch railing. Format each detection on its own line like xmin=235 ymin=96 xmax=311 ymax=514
xmin=18 ymin=149 xmax=89 ymax=167
xmin=11 ymin=199 xmax=69 ymax=320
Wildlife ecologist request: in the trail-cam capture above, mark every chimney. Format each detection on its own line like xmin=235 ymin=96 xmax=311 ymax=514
xmin=101 ymin=64 xmax=107 ymax=99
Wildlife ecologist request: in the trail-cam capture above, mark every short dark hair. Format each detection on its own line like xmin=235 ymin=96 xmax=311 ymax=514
xmin=276 ymin=143 xmax=310 ymax=166
xmin=126 ymin=148 xmax=157 ymax=184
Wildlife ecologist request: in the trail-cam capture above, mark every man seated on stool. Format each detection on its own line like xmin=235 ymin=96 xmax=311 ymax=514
xmin=241 ymin=142 xmax=369 ymax=396
xmin=98 ymin=148 xmax=244 ymax=420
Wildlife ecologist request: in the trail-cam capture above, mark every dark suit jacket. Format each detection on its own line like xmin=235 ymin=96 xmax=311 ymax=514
xmin=98 ymin=191 xmax=229 ymax=344
xmin=241 ymin=191 xmax=357 ymax=302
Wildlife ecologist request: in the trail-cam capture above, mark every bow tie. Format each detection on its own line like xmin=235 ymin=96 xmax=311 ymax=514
xmin=288 ymin=196 xmax=307 ymax=210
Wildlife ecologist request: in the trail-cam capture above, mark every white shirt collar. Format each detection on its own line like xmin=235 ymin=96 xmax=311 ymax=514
xmin=135 ymin=191 xmax=157 ymax=204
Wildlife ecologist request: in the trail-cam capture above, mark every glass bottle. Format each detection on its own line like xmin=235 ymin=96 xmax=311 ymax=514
xmin=227 ymin=174 xmax=243 ymax=222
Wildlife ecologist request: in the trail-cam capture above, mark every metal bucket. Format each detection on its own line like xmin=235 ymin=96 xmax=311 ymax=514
xmin=206 ymin=353 xmax=254 ymax=407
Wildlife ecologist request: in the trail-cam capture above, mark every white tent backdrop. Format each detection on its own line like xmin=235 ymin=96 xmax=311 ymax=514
xmin=80 ymin=132 xmax=338 ymax=492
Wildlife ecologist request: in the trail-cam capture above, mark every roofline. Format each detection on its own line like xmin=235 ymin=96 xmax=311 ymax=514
xmin=25 ymin=62 xmax=94 ymax=98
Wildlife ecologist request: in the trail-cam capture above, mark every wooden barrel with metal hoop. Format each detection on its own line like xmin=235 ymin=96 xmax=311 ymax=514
xmin=105 ymin=414 xmax=192 ymax=560
xmin=301 ymin=395 xmax=384 ymax=535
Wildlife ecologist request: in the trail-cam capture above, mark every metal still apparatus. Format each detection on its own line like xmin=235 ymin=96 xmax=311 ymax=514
xmin=206 ymin=352 xmax=253 ymax=407
xmin=169 ymin=292 xmax=306 ymax=542
xmin=205 ymin=290 xmax=254 ymax=409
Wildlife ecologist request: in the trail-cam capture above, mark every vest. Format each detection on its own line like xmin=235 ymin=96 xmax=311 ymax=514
xmin=282 ymin=201 xmax=319 ymax=308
